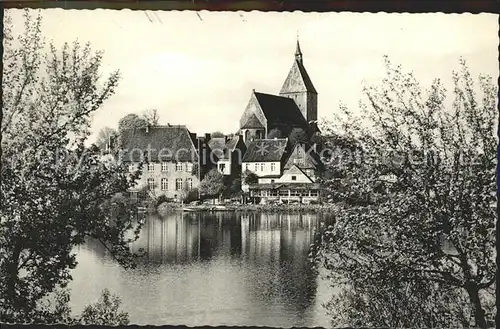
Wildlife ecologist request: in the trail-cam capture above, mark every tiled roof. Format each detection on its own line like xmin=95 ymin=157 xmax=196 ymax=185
xmin=241 ymin=113 xmax=265 ymax=129
xmin=242 ymin=138 xmax=288 ymax=162
xmin=208 ymin=137 xmax=227 ymax=159
xmin=284 ymin=142 xmax=324 ymax=170
xmin=119 ymin=125 xmax=198 ymax=163
xmin=280 ymin=59 xmax=317 ymax=94
xmin=225 ymin=135 xmax=240 ymax=151
xmin=254 ymin=92 xmax=308 ymax=128
xmin=208 ymin=135 xmax=244 ymax=160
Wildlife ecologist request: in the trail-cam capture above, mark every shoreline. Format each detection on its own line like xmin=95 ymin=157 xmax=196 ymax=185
xmin=156 ymin=202 xmax=342 ymax=214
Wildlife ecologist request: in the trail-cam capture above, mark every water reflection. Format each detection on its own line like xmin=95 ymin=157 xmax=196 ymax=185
xmin=70 ymin=212 xmax=332 ymax=327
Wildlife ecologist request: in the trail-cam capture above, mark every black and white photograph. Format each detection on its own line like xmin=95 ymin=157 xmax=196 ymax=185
xmin=0 ymin=6 xmax=497 ymax=329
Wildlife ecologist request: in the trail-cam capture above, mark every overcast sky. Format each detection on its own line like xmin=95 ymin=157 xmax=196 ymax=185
xmin=7 ymin=10 xmax=498 ymax=142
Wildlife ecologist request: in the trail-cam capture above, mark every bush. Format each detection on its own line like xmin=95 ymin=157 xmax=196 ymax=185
xmin=155 ymin=194 xmax=171 ymax=207
xmin=183 ymin=188 xmax=199 ymax=203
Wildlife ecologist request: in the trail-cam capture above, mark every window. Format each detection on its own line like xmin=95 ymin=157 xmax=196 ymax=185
xmin=271 ymin=163 xmax=276 ymax=172
xmin=148 ymin=163 xmax=155 ymax=172
xmin=246 ymin=163 xmax=250 ymax=171
xmin=147 ymin=178 xmax=155 ymax=190
xmin=130 ymin=191 xmax=138 ymax=200
xmin=128 ymin=164 xmax=135 ymax=172
xmin=219 ymin=163 xmax=226 ymax=172
xmin=176 ymin=178 xmax=183 ymax=190
xmin=260 ymin=163 xmax=264 ymax=171
xmin=310 ymin=191 xmax=318 ymax=197
xmin=293 ymin=158 xmax=304 ymax=166
xmin=161 ymin=162 xmax=168 ymax=172
xmin=176 ymin=163 xmax=183 ymax=172
xmin=254 ymin=163 xmax=258 ymax=172
xmin=270 ymin=179 xmax=275 ymax=184
xmin=161 ymin=178 xmax=168 ymax=191
xmin=186 ymin=163 xmax=193 ymax=173
xmin=186 ymin=178 xmax=193 ymax=190
xmin=291 ymin=175 xmax=297 ymax=181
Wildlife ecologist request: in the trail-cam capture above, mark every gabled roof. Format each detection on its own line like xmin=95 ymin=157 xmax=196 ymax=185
xmin=284 ymin=142 xmax=323 ymax=170
xmin=119 ymin=125 xmax=198 ymax=163
xmin=207 ymin=135 xmax=244 ymax=160
xmin=225 ymin=135 xmax=241 ymax=151
xmin=281 ymin=164 xmax=314 ymax=183
xmin=242 ymin=138 xmax=288 ymax=162
xmin=280 ymin=59 xmax=317 ymax=94
xmin=254 ymin=92 xmax=308 ymax=128
xmin=208 ymin=137 xmax=227 ymax=159
xmin=241 ymin=113 xmax=265 ymax=129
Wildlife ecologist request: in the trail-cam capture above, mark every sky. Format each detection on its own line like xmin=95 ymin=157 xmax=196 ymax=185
xmin=6 ymin=10 xmax=499 ymax=142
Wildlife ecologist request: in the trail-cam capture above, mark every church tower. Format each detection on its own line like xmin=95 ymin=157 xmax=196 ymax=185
xmin=279 ymin=38 xmax=318 ymax=123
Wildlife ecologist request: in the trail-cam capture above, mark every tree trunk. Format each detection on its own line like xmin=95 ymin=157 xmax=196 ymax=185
xmin=465 ymin=282 xmax=487 ymax=328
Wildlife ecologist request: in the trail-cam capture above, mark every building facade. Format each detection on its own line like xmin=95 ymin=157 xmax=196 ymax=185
xmin=119 ymin=125 xmax=213 ymax=201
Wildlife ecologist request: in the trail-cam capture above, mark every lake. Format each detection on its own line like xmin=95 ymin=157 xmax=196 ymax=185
xmin=69 ymin=212 xmax=335 ymax=327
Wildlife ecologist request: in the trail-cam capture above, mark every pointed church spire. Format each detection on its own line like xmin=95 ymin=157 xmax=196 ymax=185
xmin=295 ymin=33 xmax=303 ymax=64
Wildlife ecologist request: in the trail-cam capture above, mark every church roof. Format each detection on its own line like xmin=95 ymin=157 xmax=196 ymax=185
xmin=119 ymin=125 xmax=198 ymax=163
xmin=254 ymin=92 xmax=308 ymax=128
xmin=280 ymin=59 xmax=317 ymax=94
xmin=241 ymin=113 xmax=265 ymax=129
xmin=242 ymin=138 xmax=289 ymax=162
xmin=280 ymin=40 xmax=317 ymax=95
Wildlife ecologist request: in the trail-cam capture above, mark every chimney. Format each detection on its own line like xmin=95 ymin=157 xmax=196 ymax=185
xmin=205 ymin=133 xmax=211 ymax=142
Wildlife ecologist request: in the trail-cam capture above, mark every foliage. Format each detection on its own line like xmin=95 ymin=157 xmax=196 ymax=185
xmin=229 ymin=178 xmax=242 ymax=196
xmin=183 ymin=188 xmax=199 ymax=203
xmin=211 ymin=131 xmax=225 ymax=138
xmin=243 ymin=170 xmax=259 ymax=185
xmin=191 ymin=162 xmax=199 ymax=177
xmin=288 ymin=127 xmax=308 ymax=145
xmin=267 ymin=128 xmax=283 ymax=139
xmin=0 ymin=11 xmax=142 ymax=322
xmin=79 ymin=289 xmax=129 ymax=325
xmin=118 ymin=113 xmax=147 ymax=132
xmin=199 ymin=169 xmax=225 ymax=198
xmin=155 ymin=194 xmax=170 ymax=207
xmin=33 ymin=288 xmax=129 ymax=325
xmin=95 ymin=126 xmax=118 ymax=150
xmin=312 ymin=56 xmax=497 ymax=328
xmin=142 ymin=108 xmax=159 ymax=126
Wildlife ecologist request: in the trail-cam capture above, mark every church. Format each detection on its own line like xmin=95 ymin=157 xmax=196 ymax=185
xmin=238 ymin=39 xmax=318 ymax=143
xmin=238 ymin=39 xmax=323 ymax=204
